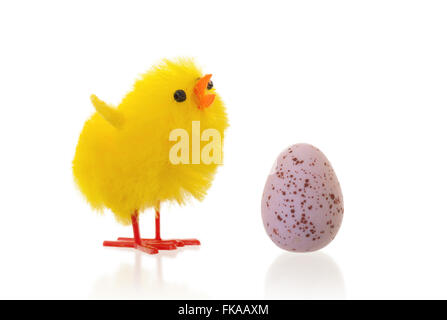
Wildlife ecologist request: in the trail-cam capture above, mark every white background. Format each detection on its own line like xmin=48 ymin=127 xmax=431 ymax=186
xmin=0 ymin=0 xmax=446 ymax=299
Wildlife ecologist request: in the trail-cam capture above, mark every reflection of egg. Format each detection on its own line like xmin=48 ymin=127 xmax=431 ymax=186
xmin=265 ymin=252 xmax=345 ymax=299
xmin=261 ymin=144 xmax=344 ymax=252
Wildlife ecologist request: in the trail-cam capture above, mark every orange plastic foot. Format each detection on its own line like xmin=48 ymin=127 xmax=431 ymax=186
xmin=117 ymin=237 xmax=201 ymax=250
xmin=103 ymin=208 xmax=200 ymax=255
xmin=103 ymin=240 xmax=159 ymax=254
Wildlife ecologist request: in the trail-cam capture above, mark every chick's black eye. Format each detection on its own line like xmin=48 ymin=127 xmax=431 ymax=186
xmin=207 ymin=80 xmax=213 ymax=90
xmin=173 ymin=89 xmax=186 ymax=102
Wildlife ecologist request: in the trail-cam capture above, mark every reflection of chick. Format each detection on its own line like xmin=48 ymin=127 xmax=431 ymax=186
xmin=90 ymin=253 xmax=209 ymax=299
xmin=73 ymin=59 xmax=228 ymax=254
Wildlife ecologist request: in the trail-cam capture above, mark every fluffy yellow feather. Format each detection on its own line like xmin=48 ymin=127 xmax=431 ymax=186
xmin=73 ymin=58 xmax=228 ymax=225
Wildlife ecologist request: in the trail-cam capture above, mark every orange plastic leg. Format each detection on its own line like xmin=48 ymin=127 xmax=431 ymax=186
xmin=103 ymin=211 xmax=158 ymax=255
xmin=117 ymin=206 xmax=200 ymax=250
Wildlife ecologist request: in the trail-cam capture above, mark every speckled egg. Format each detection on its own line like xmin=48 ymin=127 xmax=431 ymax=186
xmin=261 ymin=143 xmax=344 ymax=252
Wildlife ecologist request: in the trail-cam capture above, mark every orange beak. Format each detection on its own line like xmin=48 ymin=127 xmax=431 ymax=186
xmin=194 ymin=74 xmax=215 ymax=109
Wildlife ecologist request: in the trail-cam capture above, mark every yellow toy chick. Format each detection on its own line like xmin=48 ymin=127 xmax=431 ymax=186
xmin=73 ymin=58 xmax=228 ymax=254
